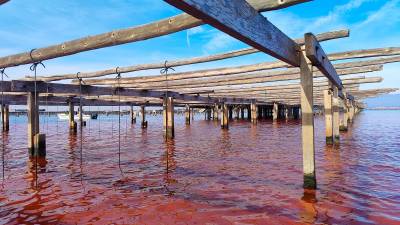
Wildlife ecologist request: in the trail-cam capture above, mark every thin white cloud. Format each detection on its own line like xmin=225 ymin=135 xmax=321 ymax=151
xmin=356 ymin=0 xmax=400 ymax=28
xmin=303 ymin=0 xmax=376 ymax=33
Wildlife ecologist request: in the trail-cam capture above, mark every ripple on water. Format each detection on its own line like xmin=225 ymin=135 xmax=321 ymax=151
xmin=0 ymin=111 xmax=399 ymax=224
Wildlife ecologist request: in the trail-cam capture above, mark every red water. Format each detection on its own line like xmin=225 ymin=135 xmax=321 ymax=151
xmin=0 ymin=110 xmax=399 ymax=224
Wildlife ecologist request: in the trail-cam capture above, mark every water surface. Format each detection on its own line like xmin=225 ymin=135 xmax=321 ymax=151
xmin=0 ymin=110 xmax=399 ymax=224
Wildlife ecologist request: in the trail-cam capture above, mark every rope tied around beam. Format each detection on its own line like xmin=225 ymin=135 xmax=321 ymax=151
xmin=29 ymin=49 xmax=46 ymax=189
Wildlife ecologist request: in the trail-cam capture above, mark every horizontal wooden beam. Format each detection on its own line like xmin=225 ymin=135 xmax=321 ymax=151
xmin=29 ymin=29 xmax=347 ymax=82
xmin=164 ymin=0 xmax=300 ymax=66
xmin=305 ymin=33 xmax=343 ymax=89
xmin=0 ymin=0 xmax=308 ymax=69
xmin=77 ymin=51 xmax=396 ymax=86
xmin=116 ymin=65 xmax=382 ymax=89
xmin=7 ymin=80 xmax=255 ymax=104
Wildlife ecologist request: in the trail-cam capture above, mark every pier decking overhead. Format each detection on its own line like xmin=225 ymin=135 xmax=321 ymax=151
xmin=0 ymin=0 xmax=399 ymax=192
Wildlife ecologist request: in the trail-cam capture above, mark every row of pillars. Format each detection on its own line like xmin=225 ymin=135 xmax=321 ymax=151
xmin=323 ymin=86 xmax=359 ymax=145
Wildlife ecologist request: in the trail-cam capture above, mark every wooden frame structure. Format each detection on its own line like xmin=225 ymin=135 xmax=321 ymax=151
xmin=0 ymin=0 xmax=398 ymax=190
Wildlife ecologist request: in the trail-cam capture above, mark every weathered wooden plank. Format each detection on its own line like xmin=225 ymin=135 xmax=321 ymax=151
xmin=0 ymin=0 xmax=308 ymax=69
xmin=305 ymin=33 xmax=343 ymax=89
xmin=0 ymin=0 xmax=9 ymax=5
xmin=30 ymin=29 xmax=347 ymax=82
xmin=79 ymin=53 xmax=393 ymax=86
xmin=117 ymin=65 xmax=382 ymax=89
xmin=9 ymin=80 xmax=254 ymax=104
xmin=164 ymin=0 xmax=300 ymax=66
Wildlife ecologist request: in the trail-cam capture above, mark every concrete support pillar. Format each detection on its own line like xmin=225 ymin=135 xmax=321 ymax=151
xmin=240 ymin=107 xmax=245 ymax=119
xmin=185 ymin=104 xmax=191 ymax=125
xmin=163 ymin=97 xmax=174 ymax=139
xmin=284 ymin=106 xmax=289 ymax=120
xmin=300 ymin=49 xmax=316 ymax=189
xmin=68 ymin=101 xmax=77 ymax=132
xmin=130 ymin=105 xmax=136 ymax=124
xmin=273 ymin=103 xmax=278 ymax=120
xmin=141 ymin=105 xmax=147 ymax=128
xmin=228 ymin=106 xmax=233 ymax=120
xmin=2 ymin=104 xmax=9 ymax=131
xmin=332 ymin=87 xmax=340 ymax=143
xmin=213 ymin=104 xmax=219 ymax=120
xmin=206 ymin=107 xmax=212 ymax=120
xmin=234 ymin=107 xmax=240 ymax=120
xmin=250 ymin=101 xmax=257 ymax=124
xmin=28 ymin=92 xmax=45 ymax=157
xmin=348 ymin=101 xmax=354 ymax=123
xmin=221 ymin=102 xmax=229 ymax=129
xmin=324 ymin=89 xmax=333 ymax=145
xmin=340 ymin=104 xmax=349 ymax=131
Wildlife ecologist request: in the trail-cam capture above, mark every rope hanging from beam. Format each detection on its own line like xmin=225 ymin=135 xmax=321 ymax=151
xmin=29 ymin=49 xmax=46 ymax=189
xmin=115 ymin=67 xmax=123 ymax=174
xmin=0 ymin=68 xmax=8 ymax=181
xmin=160 ymin=61 xmax=174 ymax=141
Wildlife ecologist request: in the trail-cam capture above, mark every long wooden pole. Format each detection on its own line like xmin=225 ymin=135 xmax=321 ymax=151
xmin=0 ymin=0 xmax=309 ymax=69
xmin=300 ymin=46 xmax=316 ymax=189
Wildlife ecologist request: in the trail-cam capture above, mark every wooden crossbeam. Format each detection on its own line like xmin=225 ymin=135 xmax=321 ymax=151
xmin=305 ymin=33 xmax=343 ymax=89
xmin=78 ymin=53 xmax=396 ymax=86
xmin=7 ymin=80 xmax=254 ymax=104
xmin=0 ymin=0 xmax=9 ymax=5
xmin=0 ymin=0 xmax=308 ymax=69
xmin=116 ymin=65 xmax=382 ymax=89
xmin=28 ymin=29 xmax=347 ymax=82
xmin=164 ymin=0 xmax=300 ymax=66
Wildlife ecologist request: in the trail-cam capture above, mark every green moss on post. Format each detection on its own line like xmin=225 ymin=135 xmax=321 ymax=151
xmin=303 ymin=174 xmax=317 ymax=189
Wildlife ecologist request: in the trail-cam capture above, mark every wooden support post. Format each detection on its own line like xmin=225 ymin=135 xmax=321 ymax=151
xmin=27 ymin=92 xmax=45 ymax=157
xmin=130 ymin=105 xmax=136 ymax=124
xmin=221 ymin=102 xmax=229 ymax=129
xmin=300 ymin=47 xmax=316 ymax=189
xmin=2 ymin=104 xmax=9 ymax=131
xmin=163 ymin=97 xmax=174 ymax=139
xmin=206 ymin=107 xmax=212 ymax=120
xmin=273 ymin=103 xmax=278 ymax=120
xmin=251 ymin=101 xmax=258 ymax=124
xmin=185 ymin=104 xmax=191 ymax=125
xmin=141 ymin=105 xmax=147 ymax=128
xmin=324 ymin=89 xmax=334 ymax=145
xmin=213 ymin=104 xmax=219 ymax=120
xmin=332 ymin=87 xmax=340 ymax=143
xmin=349 ymin=101 xmax=354 ymax=123
xmin=68 ymin=101 xmax=77 ymax=132
xmin=228 ymin=105 xmax=233 ymax=120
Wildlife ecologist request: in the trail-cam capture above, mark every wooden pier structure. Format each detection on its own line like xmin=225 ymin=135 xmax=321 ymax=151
xmin=0 ymin=0 xmax=399 ymax=190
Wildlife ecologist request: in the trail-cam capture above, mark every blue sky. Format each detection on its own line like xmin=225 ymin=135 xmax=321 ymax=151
xmin=0 ymin=0 xmax=399 ymax=93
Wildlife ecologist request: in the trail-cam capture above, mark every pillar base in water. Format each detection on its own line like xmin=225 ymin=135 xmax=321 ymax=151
xmin=131 ymin=118 xmax=136 ymax=124
xmin=339 ymin=125 xmax=348 ymax=131
xmin=303 ymin=174 xmax=317 ymax=189
xmin=221 ymin=124 xmax=229 ymax=129
xmin=141 ymin=121 xmax=148 ymax=128
xmin=29 ymin=134 xmax=46 ymax=157
xmin=334 ymin=136 xmax=340 ymax=144
xmin=326 ymin=136 xmax=333 ymax=145
xmin=70 ymin=121 xmax=77 ymax=133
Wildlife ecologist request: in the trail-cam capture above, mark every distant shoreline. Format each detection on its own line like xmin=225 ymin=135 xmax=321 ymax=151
xmin=366 ymin=107 xmax=400 ymax=110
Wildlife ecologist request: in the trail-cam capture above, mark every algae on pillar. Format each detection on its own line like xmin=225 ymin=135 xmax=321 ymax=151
xmin=300 ymin=48 xmax=316 ymax=189
xmin=323 ymin=89 xmax=334 ymax=145
xmin=163 ymin=97 xmax=174 ymax=139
